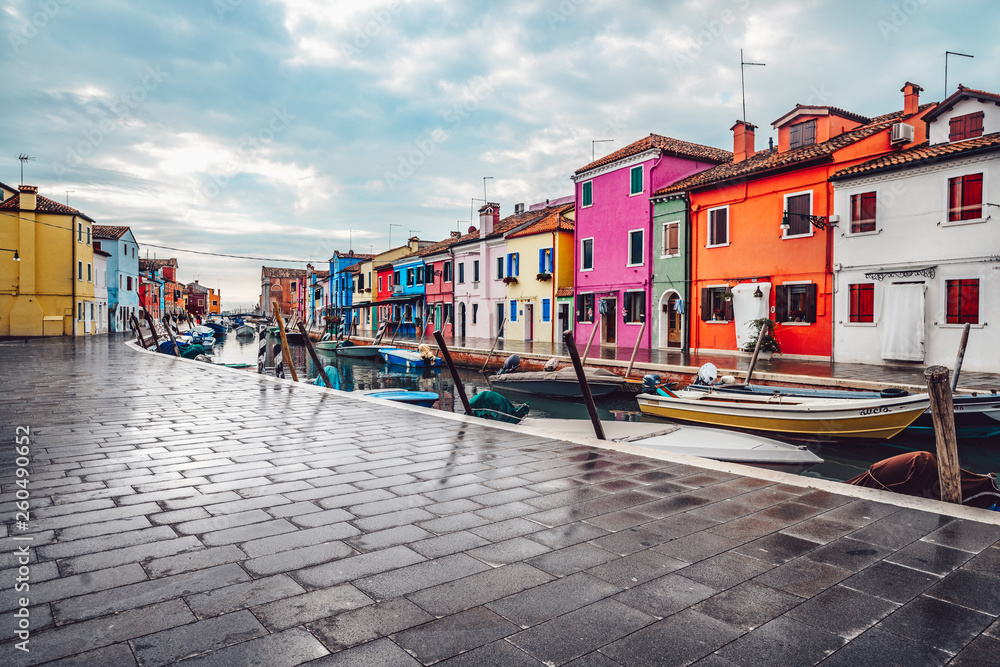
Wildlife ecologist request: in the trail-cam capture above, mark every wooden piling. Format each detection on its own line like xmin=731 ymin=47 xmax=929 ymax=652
xmin=563 ymin=330 xmax=605 ymax=440
xmin=950 ymin=322 xmax=971 ymax=392
xmin=744 ymin=319 xmax=769 ymax=385
xmin=298 ymin=322 xmax=334 ymax=389
xmin=272 ymin=301 xmax=299 ymax=382
xmin=435 ymin=330 xmax=473 ymax=415
xmin=581 ymin=320 xmax=600 ymax=363
xmin=161 ymin=316 xmax=182 ymax=357
xmin=625 ymin=320 xmax=646 ymax=378
xmin=480 ymin=316 xmax=507 ymax=374
xmin=130 ymin=314 xmax=147 ymax=348
xmin=924 ymin=365 xmax=962 ymax=504
xmin=143 ymin=312 xmax=161 ymax=351
xmin=257 ymin=325 xmax=267 ymax=374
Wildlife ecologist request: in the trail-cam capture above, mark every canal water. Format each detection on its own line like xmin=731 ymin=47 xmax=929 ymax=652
xmin=208 ymin=330 xmax=1000 ymax=483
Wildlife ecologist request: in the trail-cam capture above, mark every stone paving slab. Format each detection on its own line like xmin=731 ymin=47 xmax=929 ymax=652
xmin=2 ymin=335 xmax=1000 ymax=665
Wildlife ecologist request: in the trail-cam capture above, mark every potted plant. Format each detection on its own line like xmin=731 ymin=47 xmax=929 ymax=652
xmin=536 ymin=272 xmax=552 ymax=281
xmin=722 ymin=290 xmax=734 ymax=301
xmin=742 ymin=317 xmax=780 ymax=357
xmin=502 ymin=276 xmax=518 ymax=285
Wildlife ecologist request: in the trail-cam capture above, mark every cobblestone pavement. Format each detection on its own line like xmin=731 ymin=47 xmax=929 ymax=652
xmin=2 ymin=336 xmax=1000 ymax=666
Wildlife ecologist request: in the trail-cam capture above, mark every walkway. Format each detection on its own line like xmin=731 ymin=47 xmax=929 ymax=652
xmin=2 ymin=336 xmax=1000 ymax=665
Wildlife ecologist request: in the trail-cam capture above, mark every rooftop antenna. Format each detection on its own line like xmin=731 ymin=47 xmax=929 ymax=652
xmin=470 ymin=197 xmax=486 ymax=231
xmin=65 ymin=190 xmax=75 ymax=205
xmin=388 ymin=223 xmax=400 ymax=249
xmin=18 ymin=154 xmax=34 ymax=185
xmin=740 ymin=49 xmax=765 ymax=124
xmin=409 ymin=229 xmax=420 ymax=238
xmin=592 ymin=139 xmax=614 ymax=162
xmin=483 ymin=176 xmax=494 ymax=203
xmin=945 ymin=51 xmax=974 ymax=98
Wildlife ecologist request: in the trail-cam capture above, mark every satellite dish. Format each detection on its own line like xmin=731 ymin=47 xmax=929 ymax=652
xmin=468 ymin=226 xmax=477 ymax=234
xmin=695 ymin=363 xmax=718 ymax=385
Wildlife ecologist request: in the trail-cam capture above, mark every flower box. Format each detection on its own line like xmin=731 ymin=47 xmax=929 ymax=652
xmin=536 ymin=272 xmax=552 ymax=282
xmin=502 ymin=276 xmax=519 ymax=285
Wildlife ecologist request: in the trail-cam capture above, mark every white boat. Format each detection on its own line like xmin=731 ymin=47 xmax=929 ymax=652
xmin=519 ymin=418 xmax=822 ymax=470
xmin=235 ymin=324 xmax=256 ymax=337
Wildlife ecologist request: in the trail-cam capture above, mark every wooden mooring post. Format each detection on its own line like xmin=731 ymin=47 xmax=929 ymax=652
xmin=298 ymin=322 xmax=334 ymax=389
xmin=563 ymin=330 xmax=605 ymax=440
xmin=480 ymin=316 xmax=506 ymax=375
xmin=130 ymin=314 xmax=148 ymax=348
xmin=143 ymin=312 xmax=161 ymax=351
xmin=924 ymin=365 xmax=962 ymax=504
xmin=625 ymin=320 xmax=646 ymax=378
xmin=161 ymin=316 xmax=181 ymax=357
xmin=257 ymin=325 xmax=268 ymax=374
xmin=950 ymin=322 xmax=972 ymax=392
xmin=581 ymin=320 xmax=600 ymax=363
xmin=434 ymin=330 xmax=473 ymax=415
xmin=272 ymin=301 xmax=298 ymax=382
xmin=744 ymin=319 xmax=770 ymax=385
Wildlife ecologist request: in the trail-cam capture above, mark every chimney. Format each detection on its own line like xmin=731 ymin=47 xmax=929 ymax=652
xmin=514 ymin=203 xmax=524 ymax=215
xmin=730 ymin=121 xmax=756 ymax=163
xmin=408 ymin=236 xmax=419 ymax=252
xmin=901 ymin=82 xmax=922 ymax=116
xmin=478 ymin=202 xmax=499 ymax=238
xmin=18 ymin=185 xmax=37 ymax=211
xmin=450 ymin=230 xmax=461 ymax=238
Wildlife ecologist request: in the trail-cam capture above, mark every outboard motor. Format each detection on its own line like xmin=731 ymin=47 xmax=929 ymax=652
xmin=500 ymin=353 xmax=521 ymax=374
xmin=694 ymin=363 xmax=718 ymax=386
xmin=642 ymin=374 xmax=662 ymax=394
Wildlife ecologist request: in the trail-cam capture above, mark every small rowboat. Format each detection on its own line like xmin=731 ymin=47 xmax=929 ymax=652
xmin=379 ymin=347 xmax=441 ymax=368
xmin=357 ymin=389 xmax=439 ymax=407
xmin=488 ymin=367 xmax=625 ymax=398
xmin=316 ymin=340 xmax=387 ymax=358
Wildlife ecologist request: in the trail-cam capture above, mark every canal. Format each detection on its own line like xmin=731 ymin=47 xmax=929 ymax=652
xmin=209 ymin=331 xmax=1000 ymax=484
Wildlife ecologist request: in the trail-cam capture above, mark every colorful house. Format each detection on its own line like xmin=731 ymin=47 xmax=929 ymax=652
xmin=503 ymin=201 xmax=575 ymax=343
xmin=94 ymin=247 xmax=110 ymax=334
xmin=0 ymin=184 xmax=97 ymax=336
xmin=648 ymin=193 xmax=689 ymax=350
xmin=391 ymin=246 xmax=430 ymax=337
xmin=829 ymin=84 xmax=998 ymax=372
xmin=328 ymin=250 xmax=373 ymax=331
xmin=138 ymin=260 xmax=163 ymax=321
xmin=659 ymin=83 xmax=932 ymax=360
xmin=185 ymin=281 xmax=209 ymax=318
xmin=93 ymin=225 xmax=140 ymax=332
xmin=421 ymin=231 xmax=464 ymax=337
xmin=571 ymin=135 xmax=731 ymax=352
xmin=260 ymin=266 xmax=307 ymax=317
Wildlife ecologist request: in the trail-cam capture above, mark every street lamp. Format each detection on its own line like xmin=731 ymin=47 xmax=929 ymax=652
xmin=0 ymin=247 xmax=19 ymax=261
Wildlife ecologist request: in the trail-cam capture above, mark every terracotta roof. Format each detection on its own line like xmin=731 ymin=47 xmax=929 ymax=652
xmin=139 ymin=258 xmax=177 ymax=270
xmin=261 ymin=266 xmax=308 ymax=279
xmin=575 ymin=134 xmax=731 ymax=175
xmin=771 ymin=105 xmax=871 ymax=128
xmin=831 ymin=132 xmax=1000 ymax=180
xmin=924 ymin=85 xmax=1000 ymax=123
xmin=330 ymin=251 xmax=374 ymax=262
xmin=93 ymin=248 xmax=111 ymax=257
xmin=451 ymin=207 xmax=555 ymax=249
xmin=0 ymin=192 xmax=95 ymax=222
xmin=556 ymin=287 xmax=573 ymax=298
xmin=653 ymin=105 xmax=936 ymax=197
xmin=413 ymin=234 xmax=467 ymax=258
xmin=93 ymin=225 xmax=131 ymax=239
xmin=312 ymin=269 xmax=330 ymax=279
xmin=505 ymin=203 xmax=575 ymax=239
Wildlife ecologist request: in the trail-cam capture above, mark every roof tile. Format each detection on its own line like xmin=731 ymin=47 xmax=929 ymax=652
xmin=576 ymin=133 xmax=731 ymax=174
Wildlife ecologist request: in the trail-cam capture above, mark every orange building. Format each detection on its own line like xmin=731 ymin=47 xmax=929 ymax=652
xmin=658 ymin=83 xmax=933 ymax=359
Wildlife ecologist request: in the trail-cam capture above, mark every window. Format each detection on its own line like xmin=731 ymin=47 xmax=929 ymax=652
xmin=700 ymin=287 xmax=733 ymax=322
xmin=949 ymin=111 xmax=984 ymax=142
xmin=87 ymin=263 xmax=92 ymax=282
xmin=630 ymin=165 xmax=643 ymax=195
xmin=948 ymin=173 xmax=983 ymax=221
xmin=542 ymin=299 xmax=551 ymax=322
xmin=506 ymin=252 xmax=519 ymax=277
xmin=358 ymin=273 xmax=365 ymax=290
xmin=581 ymin=238 xmax=594 ymax=270
xmin=290 ymin=281 xmax=297 ymax=291
xmin=510 ymin=300 xmax=517 ymax=322
xmin=78 ymin=222 xmax=83 ymax=241
xmin=127 ymin=276 xmax=132 ymax=290
xmin=784 ymin=192 xmax=812 ymax=236
xmin=473 ymin=260 xmax=480 ymax=282
xmin=86 ymin=227 xmax=91 ymax=245
xmin=378 ymin=276 xmax=383 ymax=292
xmin=628 ymin=229 xmax=644 ymax=266
xmin=624 ymin=291 xmax=645 ymax=323
xmin=406 ymin=268 xmax=414 ymax=287
xmin=132 ymin=247 xmax=135 ymax=258
xmin=850 ymin=192 xmax=877 ymax=233
xmin=496 ymin=257 xmax=504 ymax=279
xmin=775 ymin=283 xmax=817 ymax=323
xmin=848 ymin=284 xmax=874 ymax=323
xmin=708 ymin=207 xmax=728 ymax=246
xmin=393 ymin=271 xmax=400 ymax=286
xmin=662 ymin=221 xmax=679 ymax=257
xmin=538 ymin=247 xmax=553 ymax=273
xmin=576 ymin=293 xmax=594 ymax=322
xmin=472 ymin=303 xmax=478 ymax=325
xmin=78 ymin=261 xmax=83 ymax=280
xmin=443 ymin=260 xmax=452 ymax=282
xmin=458 ymin=263 xmax=465 ymax=284
xmin=77 ymin=302 xmax=83 ymax=321
xmin=946 ymin=279 xmax=979 ymax=324
xmin=212 ymin=300 xmax=218 ymax=306
xmin=789 ymin=119 xmax=817 ymax=148
xmin=581 ymin=180 xmax=593 ymax=207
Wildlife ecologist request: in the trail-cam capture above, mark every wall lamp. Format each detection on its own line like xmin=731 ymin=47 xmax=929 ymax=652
xmin=1 ymin=247 xmax=20 ymax=261
xmin=781 ymin=212 xmax=837 ymax=231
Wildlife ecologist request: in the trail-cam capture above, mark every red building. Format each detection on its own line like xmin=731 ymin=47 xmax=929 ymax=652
xmin=186 ymin=281 xmax=210 ymax=318
xmin=260 ymin=266 xmax=307 ymax=318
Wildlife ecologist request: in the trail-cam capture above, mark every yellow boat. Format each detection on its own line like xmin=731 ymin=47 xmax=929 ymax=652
xmin=636 ymin=389 xmax=930 ymax=440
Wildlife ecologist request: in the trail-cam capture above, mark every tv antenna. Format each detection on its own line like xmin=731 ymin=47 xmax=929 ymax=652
xmin=66 ymin=190 xmax=75 ymax=205
xmin=483 ymin=176 xmax=494 ymax=202
xmin=740 ymin=49 xmax=765 ymax=123
xmin=388 ymin=223 xmax=401 ymax=249
xmin=592 ymin=139 xmax=614 ymax=162
xmin=18 ymin=154 xmax=34 ymax=185
xmin=945 ymin=51 xmax=974 ymax=98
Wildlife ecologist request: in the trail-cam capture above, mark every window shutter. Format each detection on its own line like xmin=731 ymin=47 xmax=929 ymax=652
xmin=542 ymin=299 xmax=550 ymax=322
xmin=949 ymin=116 xmax=965 ymax=142
xmin=775 ymin=286 xmax=787 ymax=321
xmin=805 ymin=284 xmax=818 ymax=323
xmin=514 ymin=253 xmax=519 ymax=276
xmin=724 ymin=299 xmax=734 ymax=322
xmin=969 ymin=111 xmax=985 ymax=137
xmin=538 ymin=248 xmax=545 ymax=272
xmin=700 ymin=288 xmax=710 ymax=321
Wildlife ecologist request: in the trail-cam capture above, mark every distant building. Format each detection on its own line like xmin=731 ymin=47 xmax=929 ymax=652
xmin=260 ymin=266 xmax=306 ymax=317
xmin=186 ymin=280 xmax=210 ymax=318
xmin=93 ymin=225 xmax=141 ymax=332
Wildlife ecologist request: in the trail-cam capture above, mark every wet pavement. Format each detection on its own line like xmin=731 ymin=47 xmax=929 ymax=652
xmin=3 ymin=335 xmax=1000 ymax=666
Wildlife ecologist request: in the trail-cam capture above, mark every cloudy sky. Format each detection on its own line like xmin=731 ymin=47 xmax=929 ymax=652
xmin=2 ymin=0 xmax=996 ymax=306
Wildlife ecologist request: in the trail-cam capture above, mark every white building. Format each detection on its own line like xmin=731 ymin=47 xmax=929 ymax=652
xmin=94 ymin=248 xmax=109 ymax=334
xmin=830 ymin=85 xmax=1000 ymax=373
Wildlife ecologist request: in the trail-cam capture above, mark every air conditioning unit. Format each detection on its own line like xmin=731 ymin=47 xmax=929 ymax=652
xmin=890 ymin=122 xmax=914 ymax=145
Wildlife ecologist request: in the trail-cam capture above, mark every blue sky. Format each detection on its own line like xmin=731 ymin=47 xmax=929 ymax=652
xmin=2 ymin=0 xmax=996 ymax=306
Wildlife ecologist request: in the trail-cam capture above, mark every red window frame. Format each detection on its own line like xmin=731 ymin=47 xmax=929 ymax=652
xmin=848 ymin=284 xmax=874 ymax=323
xmin=946 ymin=279 xmax=979 ymax=324
xmin=948 ymin=173 xmax=983 ymax=221
xmin=850 ymin=192 xmax=877 ymax=233
xmin=949 ymin=111 xmax=984 ymax=142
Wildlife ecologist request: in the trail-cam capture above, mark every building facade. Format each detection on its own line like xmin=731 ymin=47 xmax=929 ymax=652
xmin=93 ymin=225 xmax=140 ymax=332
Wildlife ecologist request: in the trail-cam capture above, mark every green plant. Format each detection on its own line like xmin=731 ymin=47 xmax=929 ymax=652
xmin=742 ymin=317 xmax=780 ymax=353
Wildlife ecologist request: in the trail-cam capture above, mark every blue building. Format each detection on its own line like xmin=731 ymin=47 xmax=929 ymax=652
xmin=391 ymin=252 xmax=427 ymax=337
xmin=93 ymin=225 xmax=140 ymax=332
xmin=328 ymin=250 xmax=373 ymax=333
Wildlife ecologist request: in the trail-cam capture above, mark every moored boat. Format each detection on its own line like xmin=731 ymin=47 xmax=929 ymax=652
xmin=379 ymin=346 xmax=441 ymax=368
xmin=488 ymin=367 xmax=626 ymax=398
xmin=356 ymin=389 xmax=439 ymax=407
xmin=235 ymin=324 xmax=256 ymax=338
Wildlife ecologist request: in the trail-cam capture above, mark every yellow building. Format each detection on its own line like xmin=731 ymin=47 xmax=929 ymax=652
xmin=0 ymin=184 xmax=97 ymax=336
xmin=503 ymin=203 xmax=575 ymax=343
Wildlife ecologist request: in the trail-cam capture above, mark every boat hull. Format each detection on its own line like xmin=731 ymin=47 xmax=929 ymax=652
xmin=490 ymin=379 xmax=621 ymax=398
xmin=379 ymin=348 xmax=441 ymax=368
xmin=637 ymin=391 xmax=929 ymax=440
xmin=357 ymin=389 xmax=439 ymax=407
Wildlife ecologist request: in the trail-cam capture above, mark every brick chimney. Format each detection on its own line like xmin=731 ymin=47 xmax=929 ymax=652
xmin=450 ymin=230 xmax=461 ymax=238
xmin=478 ymin=203 xmax=499 ymax=238
xmin=18 ymin=185 xmax=37 ymax=211
xmin=731 ymin=121 xmax=756 ymax=163
xmin=902 ymin=82 xmax=922 ymax=116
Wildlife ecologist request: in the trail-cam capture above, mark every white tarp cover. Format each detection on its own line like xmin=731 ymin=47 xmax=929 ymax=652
xmin=732 ymin=282 xmax=771 ymax=350
xmin=880 ymin=283 xmax=925 ymax=361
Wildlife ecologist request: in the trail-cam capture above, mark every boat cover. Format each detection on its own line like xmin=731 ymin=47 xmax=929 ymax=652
xmin=469 ymin=390 xmax=530 ymax=424
xmin=847 ymin=451 xmax=1000 ymax=509
xmin=491 ymin=367 xmax=625 ymax=386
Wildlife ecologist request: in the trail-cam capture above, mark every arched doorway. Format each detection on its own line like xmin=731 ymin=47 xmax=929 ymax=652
xmin=658 ymin=290 xmax=683 ymax=349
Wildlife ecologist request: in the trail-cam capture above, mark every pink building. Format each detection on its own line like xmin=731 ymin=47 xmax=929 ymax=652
xmin=571 ymin=134 xmax=730 ymax=350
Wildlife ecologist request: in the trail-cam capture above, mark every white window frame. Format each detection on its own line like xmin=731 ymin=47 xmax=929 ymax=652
xmin=629 ymin=165 xmax=643 ymax=196
xmin=942 ymin=170 xmax=988 ymax=227
xmin=581 ymin=180 xmax=594 ymax=208
xmin=782 ymin=190 xmax=815 ymax=239
xmin=706 ymin=206 xmax=730 ymax=248
xmin=846 ymin=188 xmax=880 ymax=237
xmin=580 ymin=237 xmax=595 ymax=272
xmin=626 ymin=228 xmax=644 ymax=267
xmin=661 ymin=220 xmax=681 ymax=258
xmin=940 ymin=274 xmax=985 ymax=329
